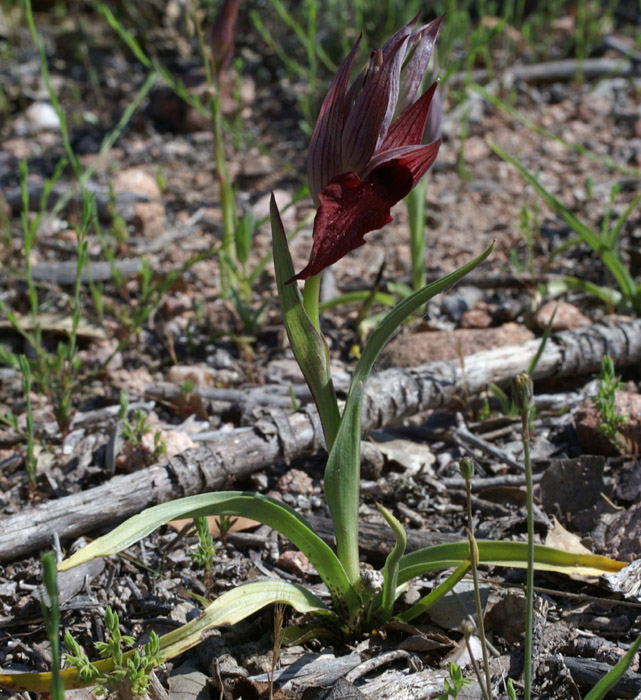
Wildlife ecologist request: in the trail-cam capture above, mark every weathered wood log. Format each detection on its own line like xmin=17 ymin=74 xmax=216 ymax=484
xmin=561 ymin=655 xmax=641 ymax=698
xmin=1 ymin=318 xmax=640 ymax=563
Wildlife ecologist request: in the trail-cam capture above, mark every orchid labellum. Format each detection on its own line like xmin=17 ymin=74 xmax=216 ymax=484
xmin=291 ymin=13 xmax=443 ymax=282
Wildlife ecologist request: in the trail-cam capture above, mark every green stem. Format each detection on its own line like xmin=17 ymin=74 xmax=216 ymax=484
xmin=407 ymin=176 xmax=427 ymax=292
xmin=302 ymin=273 xmax=322 ymax=332
xmin=523 ymin=417 xmax=534 ymax=700
xmin=212 ymin=92 xmax=237 ymax=298
xmin=190 ymin=0 xmax=237 ymax=299
xmin=466 ymin=483 xmax=493 ymax=700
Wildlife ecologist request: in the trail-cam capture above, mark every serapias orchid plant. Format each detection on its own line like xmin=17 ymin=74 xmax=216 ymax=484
xmin=0 ymin=13 xmax=626 ymax=695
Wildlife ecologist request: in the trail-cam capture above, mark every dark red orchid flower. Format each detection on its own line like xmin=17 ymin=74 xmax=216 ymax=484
xmin=290 ymin=13 xmax=443 ymax=282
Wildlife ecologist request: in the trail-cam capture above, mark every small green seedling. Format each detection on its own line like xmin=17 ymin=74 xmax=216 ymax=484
xmin=592 ymin=354 xmax=627 ymax=451
xmin=65 ymin=606 xmax=163 ymax=698
xmin=191 ymin=516 xmax=218 ymax=573
xmin=119 ymin=392 xmax=167 ymax=467
xmin=216 ymin=513 xmax=238 ymax=544
xmin=437 ymin=662 xmax=472 ymax=700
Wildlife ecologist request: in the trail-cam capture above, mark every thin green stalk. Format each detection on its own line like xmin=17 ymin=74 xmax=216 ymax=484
xmin=213 ymin=91 xmax=238 ymax=297
xmin=514 ymin=374 xmax=535 ymax=700
xmin=461 ymin=459 xmax=492 ymax=700
xmin=407 ymin=176 xmax=427 ymax=292
xmin=302 ymin=273 xmax=322 ymax=332
xmin=190 ymin=0 xmax=237 ymax=298
xmin=19 ymin=355 xmax=36 ymax=484
xmin=523 ymin=427 xmax=534 ymax=700
xmin=39 ymin=552 xmax=64 ymax=700
xmin=462 ymin=624 xmax=491 ymax=700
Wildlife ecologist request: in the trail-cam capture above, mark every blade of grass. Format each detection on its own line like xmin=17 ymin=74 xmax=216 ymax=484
xmin=583 ymin=632 xmax=641 ymax=700
xmin=489 ymin=141 xmax=636 ymax=303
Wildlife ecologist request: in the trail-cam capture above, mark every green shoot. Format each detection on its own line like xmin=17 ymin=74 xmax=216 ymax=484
xmin=513 ymin=373 xmax=536 ymax=700
xmin=191 ymin=516 xmax=218 ymax=572
xmin=215 ymin=513 xmax=238 ymax=544
xmin=121 ymin=408 xmax=167 ymax=466
xmin=460 ymin=458 xmax=492 ymax=700
xmin=437 ymin=662 xmax=472 ymax=700
xmin=18 ymin=355 xmax=37 ymax=484
xmin=64 ymin=606 xmax=163 ymax=698
xmin=592 ymin=355 xmax=627 ymax=451
xmin=39 ymin=553 xmax=65 ymax=700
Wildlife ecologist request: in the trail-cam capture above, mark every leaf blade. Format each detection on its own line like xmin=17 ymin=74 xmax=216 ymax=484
xmin=398 ymin=540 xmax=626 ymax=582
xmin=325 ymin=244 xmax=494 ymax=584
xmin=0 ymin=581 xmax=333 ymax=692
xmin=59 ymin=491 xmax=360 ymax=615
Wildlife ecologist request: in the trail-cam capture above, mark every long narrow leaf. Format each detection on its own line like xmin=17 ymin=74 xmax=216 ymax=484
xmin=0 ymin=581 xmax=332 ymax=692
xmin=377 ymin=504 xmax=407 ymax=623
xmin=271 ymin=196 xmax=341 ymax=451
xmin=325 ymin=244 xmax=494 ymax=585
xmin=546 ymin=276 xmax=622 ymax=308
xmin=396 ymin=560 xmax=470 ymax=623
xmin=398 ymin=541 xmax=626 ymax=582
xmin=606 ymin=192 xmax=641 ymax=250
xmin=489 ymin=142 xmax=636 ymax=302
xmin=59 ymin=491 xmax=360 ymax=616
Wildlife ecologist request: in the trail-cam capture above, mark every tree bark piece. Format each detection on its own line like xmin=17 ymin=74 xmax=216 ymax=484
xmin=1 ymin=319 xmax=640 ymax=563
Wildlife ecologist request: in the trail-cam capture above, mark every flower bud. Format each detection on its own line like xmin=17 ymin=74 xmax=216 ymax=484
xmin=459 ymin=457 xmax=475 ymax=482
xmin=512 ymin=372 xmax=533 ymax=412
xmin=210 ymin=0 xmax=240 ymax=77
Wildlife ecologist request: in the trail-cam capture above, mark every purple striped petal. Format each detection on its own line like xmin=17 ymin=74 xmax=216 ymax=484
xmin=423 ymin=80 xmax=443 ymax=144
xmin=362 ymin=141 xmax=441 ymax=185
xmin=340 ymin=21 xmax=415 ymax=174
xmin=307 ymin=36 xmax=362 ymax=205
xmin=396 ymin=15 xmax=443 ymax=115
xmin=379 ymin=81 xmax=437 ymax=151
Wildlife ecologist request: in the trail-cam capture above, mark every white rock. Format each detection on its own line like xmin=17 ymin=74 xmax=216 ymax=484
xmin=25 ymin=102 xmax=60 ymax=131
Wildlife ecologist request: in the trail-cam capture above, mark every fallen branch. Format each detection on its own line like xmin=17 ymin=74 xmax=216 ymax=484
xmin=448 ymin=56 xmax=637 ymax=87
xmin=1 ymin=318 xmax=640 ymax=562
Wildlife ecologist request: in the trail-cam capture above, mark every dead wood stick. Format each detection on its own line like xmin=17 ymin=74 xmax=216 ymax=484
xmin=1 ymin=318 xmax=640 ymax=563
xmin=448 ymin=57 xmax=636 ymax=87
xmin=561 ymin=655 xmax=641 ymax=698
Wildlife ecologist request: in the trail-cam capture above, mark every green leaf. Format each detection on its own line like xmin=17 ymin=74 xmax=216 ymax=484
xmin=318 ymin=290 xmax=398 ymax=313
xmin=325 ymin=244 xmax=494 ymax=585
xmin=396 ymin=560 xmax=470 ymax=623
xmin=398 ymin=540 xmax=626 ymax=582
xmin=270 ymin=196 xmax=341 ymax=450
xmin=489 ymin=141 xmax=636 ymax=303
xmin=545 ymin=276 xmax=622 ymax=308
xmin=606 ymin=192 xmax=641 ymax=250
xmin=59 ymin=491 xmax=360 ymax=617
xmin=583 ymin=632 xmax=641 ymax=700
xmin=0 ymin=581 xmax=333 ymax=692
xmin=376 ymin=504 xmax=407 ymax=624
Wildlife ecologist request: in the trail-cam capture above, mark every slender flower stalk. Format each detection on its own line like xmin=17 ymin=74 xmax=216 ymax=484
xmin=210 ymin=0 xmax=241 ymax=77
xmin=514 ymin=373 xmax=536 ymax=700
xmin=461 ymin=458 xmax=493 ymax=700
xmin=192 ymin=0 xmax=239 ymax=297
